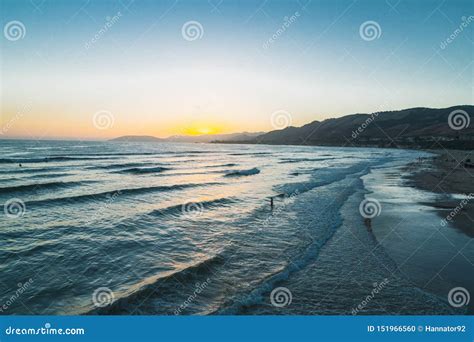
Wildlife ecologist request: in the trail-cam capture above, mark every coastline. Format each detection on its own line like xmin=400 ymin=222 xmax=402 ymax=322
xmin=407 ymin=150 xmax=474 ymax=238
xmin=360 ymin=151 xmax=473 ymax=315
xmin=1 ymin=140 xmax=472 ymax=315
xmin=404 ymin=150 xmax=474 ymax=314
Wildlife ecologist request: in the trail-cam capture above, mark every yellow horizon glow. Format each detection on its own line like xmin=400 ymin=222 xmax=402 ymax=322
xmin=0 ymin=105 xmax=253 ymax=139
xmin=182 ymin=125 xmax=223 ymax=136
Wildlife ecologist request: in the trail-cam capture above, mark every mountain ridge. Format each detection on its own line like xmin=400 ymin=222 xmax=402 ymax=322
xmin=216 ymin=105 xmax=473 ymax=149
xmin=109 ymin=132 xmax=264 ymax=143
xmin=110 ymin=106 xmax=473 ymax=149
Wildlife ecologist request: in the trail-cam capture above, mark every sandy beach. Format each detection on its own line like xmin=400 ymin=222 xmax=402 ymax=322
xmin=408 ymin=150 xmax=474 ymax=238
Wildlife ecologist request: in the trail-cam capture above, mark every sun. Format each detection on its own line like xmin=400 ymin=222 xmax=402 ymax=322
xmin=182 ymin=125 xmax=222 ymax=136
xmin=196 ymin=127 xmax=213 ymax=134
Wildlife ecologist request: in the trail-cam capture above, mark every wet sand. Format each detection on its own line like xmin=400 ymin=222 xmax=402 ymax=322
xmin=407 ymin=150 xmax=474 ymax=238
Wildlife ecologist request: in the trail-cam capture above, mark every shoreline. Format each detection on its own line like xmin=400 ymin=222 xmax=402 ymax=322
xmin=363 ymin=152 xmax=473 ymax=315
xmin=406 ymin=150 xmax=474 ymax=238
xmin=2 ymin=137 xmax=474 ymax=151
xmin=404 ymin=150 xmax=474 ymax=315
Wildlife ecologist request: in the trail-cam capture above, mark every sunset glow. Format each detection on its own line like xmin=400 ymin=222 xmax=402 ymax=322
xmin=1 ymin=1 xmax=472 ymax=140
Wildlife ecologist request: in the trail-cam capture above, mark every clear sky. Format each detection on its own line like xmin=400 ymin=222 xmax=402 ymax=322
xmin=1 ymin=0 xmax=473 ymax=139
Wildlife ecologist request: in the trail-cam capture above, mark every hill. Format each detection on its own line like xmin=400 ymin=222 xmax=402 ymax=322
xmin=109 ymin=135 xmax=163 ymax=142
xmin=109 ymin=132 xmax=264 ymax=143
xmin=227 ymin=106 xmax=473 ymax=149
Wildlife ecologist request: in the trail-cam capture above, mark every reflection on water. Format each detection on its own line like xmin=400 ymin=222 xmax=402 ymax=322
xmin=0 ymin=140 xmax=471 ymax=315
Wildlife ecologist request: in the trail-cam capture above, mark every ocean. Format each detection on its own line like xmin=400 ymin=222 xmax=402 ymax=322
xmin=0 ymin=140 xmax=471 ymax=315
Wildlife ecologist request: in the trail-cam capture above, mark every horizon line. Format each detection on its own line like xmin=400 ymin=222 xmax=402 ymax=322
xmin=1 ymin=104 xmax=471 ymax=141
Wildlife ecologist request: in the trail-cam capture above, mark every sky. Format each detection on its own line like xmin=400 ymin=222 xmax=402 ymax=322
xmin=0 ymin=0 xmax=473 ymax=139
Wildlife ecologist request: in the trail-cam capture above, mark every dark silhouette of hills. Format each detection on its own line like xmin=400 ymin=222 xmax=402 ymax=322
xmin=217 ymin=106 xmax=473 ymax=149
xmin=110 ymin=135 xmax=164 ymax=142
xmin=110 ymin=132 xmax=263 ymax=143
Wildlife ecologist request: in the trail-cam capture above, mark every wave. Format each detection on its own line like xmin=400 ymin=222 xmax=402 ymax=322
xmin=228 ymin=152 xmax=270 ymax=156
xmin=0 ymin=181 xmax=87 ymax=194
xmin=61 ymin=152 xmax=161 ymax=157
xmin=164 ymin=150 xmax=223 ymax=155
xmin=0 ymin=156 xmax=116 ymax=164
xmin=278 ymin=157 xmax=335 ymax=164
xmin=147 ymin=169 xmax=232 ymax=178
xmin=204 ymin=163 xmax=238 ymax=168
xmin=216 ymin=162 xmax=395 ymax=314
xmin=224 ymin=168 xmax=260 ymax=177
xmin=47 ymin=151 xmax=222 ymax=157
xmin=89 ymin=162 xmax=156 ymax=170
xmin=114 ymin=166 xmax=170 ymax=174
xmin=149 ymin=197 xmax=237 ymax=217
xmin=88 ymin=250 xmax=228 ymax=314
xmin=23 ymin=173 xmax=71 ymax=179
xmin=217 ymin=183 xmax=363 ymax=314
xmin=24 ymin=182 xmax=221 ymax=207
xmin=0 ymin=167 xmax=63 ymax=174
xmin=275 ymin=162 xmax=372 ymax=196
